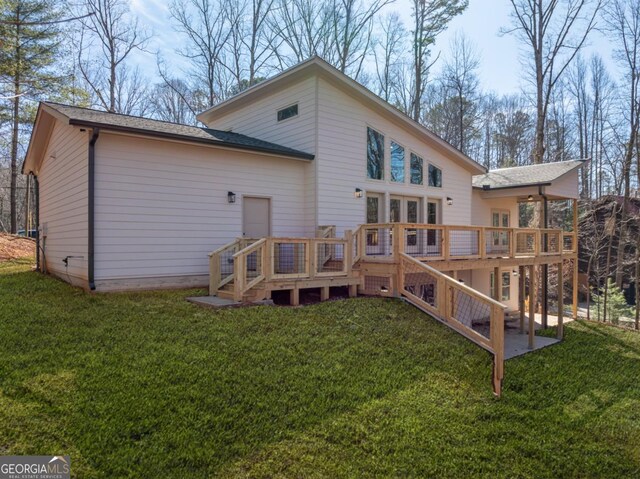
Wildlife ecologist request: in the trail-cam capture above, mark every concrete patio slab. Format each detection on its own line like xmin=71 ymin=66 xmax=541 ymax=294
xmin=503 ymin=329 xmax=560 ymax=359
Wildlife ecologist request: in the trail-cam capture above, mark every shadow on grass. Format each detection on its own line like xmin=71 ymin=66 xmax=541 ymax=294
xmin=0 ymin=268 xmax=494 ymax=478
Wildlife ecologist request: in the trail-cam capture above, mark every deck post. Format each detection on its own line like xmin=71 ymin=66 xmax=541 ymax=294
xmin=492 ymin=304 xmax=505 ymax=397
xmin=345 ymin=230 xmax=353 ymax=275
xmin=519 ymin=265 xmax=525 ymax=333
xmin=321 ymin=286 xmax=330 ymax=301
xmin=290 ymin=287 xmax=300 ymax=306
xmin=557 ymin=261 xmax=564 ymax=339
xmin=528 ymin=264 xmax=537 ymax=349
xmin=209 ymin=254 xmax=221 ymax=295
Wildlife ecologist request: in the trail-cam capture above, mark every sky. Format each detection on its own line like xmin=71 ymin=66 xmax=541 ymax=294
xmin=129 ymin=0 xmax=616 ymax=96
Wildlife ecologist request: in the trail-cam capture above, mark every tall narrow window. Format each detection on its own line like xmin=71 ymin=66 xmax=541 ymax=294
xmin=390 ymin=142 xmax=405 ymax=182
xmin=366 ymin=196 xmax=379 ymax=224
xmin=367 ymin=127 xmax=384 ymax=180
xmin=427 ymin=201 xmax=438 ymax=246
xmin=428 ymin=164 xmax=442 ymax=187
xmin=389 ymin=198 xmax=401 ymax=222
xmin=410 ymin=153 xmax=423 ymax=185
xmin=501 ymin=272 xmax=511 ymax=301
xmin=407 ymin=200 xmax=418 ymax=246
xmin=277 ymin=104 xmax=298 ymax=121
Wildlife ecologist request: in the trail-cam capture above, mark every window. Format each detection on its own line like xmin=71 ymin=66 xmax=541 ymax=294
xmin=490 ymin=271 xmax=511 ymax=301
xmin=427 ymin=201 xmax=438 ymax=246
xmin=366 ymin=196 xmax=379 ymax=224
xmin=410 ymin=153 xmax=423 ymax=185
xmin=389 ymin=198 xmax=401 ymax=222
xmin=390 ymin=142 xmax=405 ymax=182
xmin=491 ymin=211 xmax=510 ymax=248
xmin=367 ymin=127 xmax=384 ymax=180
xmin=366 ymin=195 xmax=380 ymax=246
xmin=277 ymin=104 xmax=298 ymax=121
xmin=428 ymin=164 xmax=442 ymax=187
xmin=501 ymin=272 xmax=511 ymax=301
xmin=407 ymin=200 xmax=418 ymax=246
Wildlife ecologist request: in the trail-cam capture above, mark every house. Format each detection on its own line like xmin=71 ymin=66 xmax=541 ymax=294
xmin=23 ymin=57 xmax=582 ymax=394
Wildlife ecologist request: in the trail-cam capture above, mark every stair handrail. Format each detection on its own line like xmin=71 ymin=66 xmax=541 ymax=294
xmin=232 ymin=238 xmax=268 ymax=300
xmin=398 ymin=253 xmax=505 ymax=396
xmin=208 ymin=238 xmax=243 ymax=294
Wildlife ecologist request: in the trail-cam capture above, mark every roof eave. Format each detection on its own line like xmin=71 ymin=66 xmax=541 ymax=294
xmin=473 ymin=182 xmax=553 ymax=191
xmin=67 ymin=119 xmax=315 ymax=161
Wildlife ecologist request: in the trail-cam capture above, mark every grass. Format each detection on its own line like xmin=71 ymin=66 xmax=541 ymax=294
xmin=1 ymin=260 xmax=639 ymax=478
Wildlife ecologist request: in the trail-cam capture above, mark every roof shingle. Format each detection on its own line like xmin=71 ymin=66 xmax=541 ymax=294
xmin=472 ymin=160 xmax=584 ymax=190
xmin=42 ymin=102 xmax=314 ymax=160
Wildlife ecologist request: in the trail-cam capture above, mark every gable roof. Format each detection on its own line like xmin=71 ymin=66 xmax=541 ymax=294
xmin=472 ymin=160 xmax=585 ymax=190
xmin=23 ymin=102 xmax=314 ymax=173
xmin=197 ymin=56 xmax=487 ymax=175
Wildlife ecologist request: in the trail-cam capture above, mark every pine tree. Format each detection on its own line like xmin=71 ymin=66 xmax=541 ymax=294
xmin=0 ymin=0 xmax=62 ymax=233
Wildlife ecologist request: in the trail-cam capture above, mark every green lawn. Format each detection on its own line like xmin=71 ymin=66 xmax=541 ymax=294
xmin=1 ymin=260 xmax=639 ymax=478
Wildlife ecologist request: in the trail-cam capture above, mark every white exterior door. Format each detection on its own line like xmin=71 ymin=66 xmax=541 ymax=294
xmin=243 ymin=197 xmax=271 ymax=238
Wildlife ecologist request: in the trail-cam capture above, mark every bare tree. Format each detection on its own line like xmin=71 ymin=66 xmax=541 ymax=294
xmin=331 ymin=0 xmax=392 ymax=80
xmin=269 ymin=0 xmax=335 ymax=66
xmin=170 ymin=0 xmax=232 ymax=107
xmin=372 ymin=12 xmax=406 ymax=103
xmin=506 ymin=0 xmax=601 ymax=166
xmin=410 ymin=0 xmax=467 ymax=122
xmin=77 ymin=0 xmax=150 ymax=113
xmin=603 ymin=0 xmax=640 ymax=288
xmin=438 ymin=32 xmax=480 ymax=153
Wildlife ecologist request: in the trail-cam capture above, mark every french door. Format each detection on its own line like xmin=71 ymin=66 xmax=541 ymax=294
xmin=491 ymin=210 xmax=510 ymax=254
xmin=390 ymin=196 xmax=422 ymax=254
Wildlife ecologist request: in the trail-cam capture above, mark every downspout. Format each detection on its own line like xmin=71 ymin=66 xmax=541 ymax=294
xmin=33 ymin=173 xmax=40 ymax=271
xmin=88 ymin=128 xmax=100 ymax=291
xmin=540 ymin=185 xmax=548 ymax=328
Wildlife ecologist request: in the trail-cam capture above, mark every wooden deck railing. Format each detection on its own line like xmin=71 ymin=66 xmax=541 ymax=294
xmin=208 ymin=238 xmax=260 ymax=293
xmin=228 ymin=233 xmax=354 ymax=300
xmin=353 ymin=223 xmax=576 ymax=262
xmin=398 ymin=253 xmax=505 ymax=395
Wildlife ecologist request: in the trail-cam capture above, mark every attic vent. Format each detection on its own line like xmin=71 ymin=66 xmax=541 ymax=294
xmin=482 ymin=184 xmax=491 ymax=190
xmin=277 ymin=104 xmax=298 ymax=122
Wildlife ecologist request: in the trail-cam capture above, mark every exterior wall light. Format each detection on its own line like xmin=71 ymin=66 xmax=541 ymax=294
xmin=446 ymin=197 xmax=453 ymax=206
xmin=227 ymin=191 xmax=236 ymax=203
xmin=355 ymin=188 xmax=363 ymax=198
xmin=527 ymin=194 xmax=534 ymax=201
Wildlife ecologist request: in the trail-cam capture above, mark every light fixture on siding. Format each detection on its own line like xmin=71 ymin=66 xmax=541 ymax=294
xmin=227 ymin=191 xmax=236 ymax=203
xmin=446 ymin=197 xmax=453 ymax=206
xmin=512 ymin=269 xmax=519 ymax=276
xmin=527 ymin=194 xmax=534 ymax=201
xmin=355 ymin=188 xmax=363 ymax=198
xmin=380 ymin=285 xmax=389 ymax=293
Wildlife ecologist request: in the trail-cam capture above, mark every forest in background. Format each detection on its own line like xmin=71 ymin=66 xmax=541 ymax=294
xmin=1 ymin=0 xmax=639 ymax=326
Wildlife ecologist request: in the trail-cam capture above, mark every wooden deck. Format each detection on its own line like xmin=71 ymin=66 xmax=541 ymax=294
xmin=207 ymin=222 xmax=579 ymax=397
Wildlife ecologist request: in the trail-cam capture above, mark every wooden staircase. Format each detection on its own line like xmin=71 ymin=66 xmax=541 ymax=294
xmin=208 ymin=225 xmax=507 ymax=396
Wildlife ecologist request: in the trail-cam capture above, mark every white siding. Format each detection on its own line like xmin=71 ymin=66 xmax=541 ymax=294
xmin=205 ymin=76 xmax=318 ymax=234
xmin=315 ymin=78 xmax=474 ymax=235
xmin=204 ymin=77 xmax=317 ymax=154
xmin=471 ymin=190 xmax=519 ymax=227
xmin=93 ymin=133 xmax=309 ymax=285
xmin=546 ymin=169 xmax=580 ymax=199
xmin=38 ymin=122 xmax=89 ymax=286
xmin=470 ymin=190 xmax=520 ymax=310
